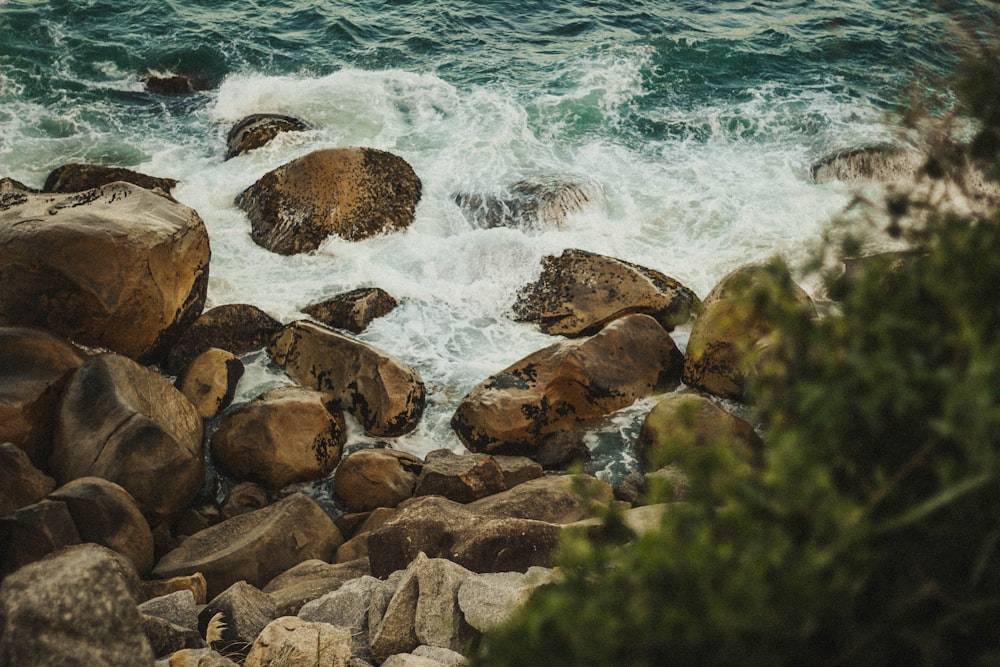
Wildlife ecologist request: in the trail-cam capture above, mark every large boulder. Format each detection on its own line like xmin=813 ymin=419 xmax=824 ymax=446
xmin=164 ymin=303 xmax=282 ymax=375
xmin=302 ymin=286 xmax=399 ymax=334
xmin=152 ymin=493 xmax=343 ymax=599
xmin=197 ymin=581 xmax=276 ymax=660
xmin=366 ymin=495 xmax=562 ymax=578
xmin=244 ymin=616 xmax=353 ymax=667
xmin=458 ymin=567 xmax=555 ymax=633
xmin=42 ymin=163 xmax=178 ymax=195
xmin=269 ymin=320 xmax=426 ymax=437
xmin=466 ymin=474 xmax=613 ymax=524
xmin=48 ymin=476 xmax=155 ymax=576
xmin=0 ymin=182 xmax=210 ymax=362
xmin=810 ymin=144 xmax=923 ymax=184
xmin=0 ymin=327 xmax=88 ymax=467
xmin=225 ymin=113 xmax=309 ymax=160
xmin=452 ymin=313 xmax=684 ymax=456
xmin=413 ymin=450 xmax=506 ymax=503
xmin=454 ymin=179 xmax=594 ymax=230
xmin=236 ymin=147 xmax=422 ymax=255
xmin=0 ymin=442 xmax=56 ymax=515
xmin=513 ymin=248 xmax=700 ymax=336
xmin=635 ymin=392 xmax=763 ymax=472
xmin=210 ymin=386 xmax=346 ymax=490
xmin=50 ymin=353 xmax=203 ymax=523
xmin=0 ymin=544 xmax=156 ymax=666
xmin=334 ymin=448 xmax=423 ymax=512
xmin=682 ymin=264 xmax=813 ymax=401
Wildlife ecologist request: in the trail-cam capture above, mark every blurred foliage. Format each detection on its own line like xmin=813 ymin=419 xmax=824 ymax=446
xmin=472 ymin=6 xmax=1000 ymax=666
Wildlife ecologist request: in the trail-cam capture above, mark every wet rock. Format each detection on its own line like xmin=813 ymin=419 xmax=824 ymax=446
xmin=334 ymin=448 xmax=423 ymax=512
xmin=236 ymin=147 xmax=422 ymax=255
xmin=144 ymin=74 xmax=196 ymax=95
xmin=513 ymin=248 xmax=700 ymax=336
xmin=302 ymin=286 xmax=399 ymax=334
xmin=48 ymin=476 xmax=155 ymax=576
xmin=175 ymin=347 xmax=244 ymax=419
xmin=682 ymin=264 xmax=813 ymax=401
xmin=466 ymin=474 xmax=613 ymax=524
xmin=0 ymin=544 xmax=156 ymax=666
xmin=635 ymin=392 xmax=763 ymax=472
xmin=452 ymin=314 xmax=684 ymax=456
xmin=0 ymin=499 xmax=81 ymax=579
xmin=51 ymin=353 xmax=203 ymax=523
xmin=211 ymin=386 xmax=346 ymax=490
xmin=366 ymin=496 xmax=562 ymax=577
xmin=42 ymin=163 xmax=178 ymax=195
xmin=454 ymin=179 xmax=594 ymax=230
xmin=0 ymin=182 xmax=210 ymax=363
xmin=226 ymin=113 xmax=309 ymax=159
xmin=0 ymin=441 xmax=57 ymax=516
xmin=413 ymin=449 xmax=506 ymax=503
xmin=810 ymin=144 xmax=923 ymax=184
xmin=269 ymin=320 xmax=426 ymax=437
xmin=198 ymin=581 xmax=276 ymax=661
xmin=152 ymin=493 xmax=343 ymax=599
xmin=0 ymin=327 xmax=88 ymax=467
xmin=165 ymin=303 xmax=282 ymax=375
xmin=244 ymin=616 xmax=353 ymax=667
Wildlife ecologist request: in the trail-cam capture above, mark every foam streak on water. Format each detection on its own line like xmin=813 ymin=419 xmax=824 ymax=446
xmin=2 ymin=0 xmax=991 ymax=479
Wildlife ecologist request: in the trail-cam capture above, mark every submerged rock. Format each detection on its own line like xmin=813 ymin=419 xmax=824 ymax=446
xmin=42 ymin=163 xmax=178 ymax=195
xmin=236 ymin=147 xmax=422 ymax=254
xmin=810 ymin=144 xmax=923 ymax=184
xmin=225 ymin=113 xmax=309 ymax=160
xmin=454 ymin=179 xmax=595 ymax=230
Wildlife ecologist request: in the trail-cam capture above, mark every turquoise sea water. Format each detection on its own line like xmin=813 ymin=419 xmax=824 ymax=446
xmin=2 ymin=1 xmax=995 ymax=491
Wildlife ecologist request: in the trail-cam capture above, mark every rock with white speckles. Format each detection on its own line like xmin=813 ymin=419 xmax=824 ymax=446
xmin=236 ymin=147 xmax=422 ymax=255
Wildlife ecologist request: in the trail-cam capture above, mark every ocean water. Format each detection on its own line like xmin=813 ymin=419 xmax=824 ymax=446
xmin=2 ymin=1 xmax=992 ymax=490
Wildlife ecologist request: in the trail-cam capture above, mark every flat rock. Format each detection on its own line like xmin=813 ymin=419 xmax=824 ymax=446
xmin=42 ymin=163 xmax=178 ymax=195
xmin=466 ymin=474 xmax=613 ymax=524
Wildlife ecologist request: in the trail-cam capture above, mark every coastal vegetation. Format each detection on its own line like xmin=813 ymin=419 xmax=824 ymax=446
xmin=474 ymin=6 xmax=1000 ymax=666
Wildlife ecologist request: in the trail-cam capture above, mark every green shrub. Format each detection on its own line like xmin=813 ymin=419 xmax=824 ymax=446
xmin=474 ymin=9 xmax=1000 ymax=667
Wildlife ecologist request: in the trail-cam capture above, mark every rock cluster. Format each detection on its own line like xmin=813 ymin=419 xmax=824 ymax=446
xmin=0 ymin=113 xmax=832 ymax=665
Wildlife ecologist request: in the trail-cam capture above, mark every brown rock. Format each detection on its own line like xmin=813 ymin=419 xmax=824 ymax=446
xmin=42 ymin=163 xmax=178 ymax=195
xmin=466 ymin=474 xmax=613 ymax=524
xmin=210 ymin=386 xmax=345 ymax=490
xmin=302 ymin=286 xmax=399 ymax=334
xmin=0 ymin=499 xmax=81 ymax=579
xmin=492 ymin=455 xmax=544 ymax=488
xmin=810 ymin=144 xmax=923 ymax=184
xmin=682 ymin=264 xmax=813 ymax=401
xmin=220 ymin=481 xmax=269 ymax=520
xmin=145 ymin=74 xmax=196 ymax=95
xmin=152 ymin=492 xmax=343 ymax=599
xmin=513 ymin=248 xmax=700 ymax=335
xmin=414 ymin=449 xmax=506 ymax=503
xmin=48 ymin=476 xmax=155 ymax=576
xmin=452 ymin=314 xmax=684 ymax=456
xmin=51 ymin=353 xmax=203 ymax=522
xmin=336 ymin=508 xmax=396 ymax=563
xmin=162 ymin=648 xmax=238 ymax=666
xmin=0 ymin=544 xmax=156 ymax=666
xmin=535 ymin=430 xmax=592 ymax=470
xmin=175 ymin=347 xmax=244 ymax=419
xmin=334 ymin=448 xmax=423 ymax=512
xmin=635 ymin=392 xmax=763 ymax=472
xmin=236 ymin=147 xmax=422 ymax=254
xmin=0 ymin=326 xmax=88 ymax=467
xmin=366 ymin=495 xmax=562 ymax=577
xmin=165 ymin=303 xmax=282 ymax=375
xmin=0 ymin=441 xmax=57 ymax=515
xmin=142 ymin=572 xmax=209 ymax=605
xmin=225 ymin=113 xmax=309 ymax=160
xmin=269 ymin=320 xmax=426 ymax=437
xmin=0 ymin=182 xmax=210 ymax=362
xmin=141 ymin=614 xmax=206 ymax=658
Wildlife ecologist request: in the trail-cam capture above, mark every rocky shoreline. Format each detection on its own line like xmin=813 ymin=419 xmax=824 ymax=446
xmin=0 ymin=115 xmax=914 ymax=666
